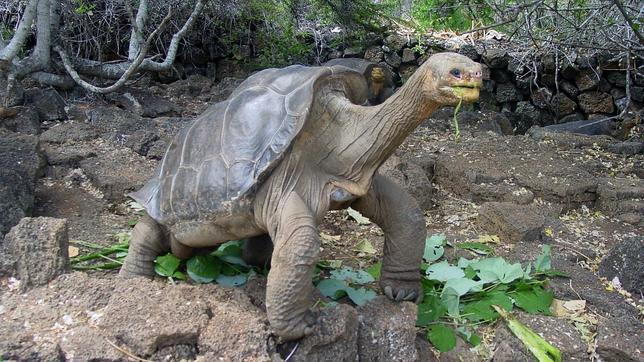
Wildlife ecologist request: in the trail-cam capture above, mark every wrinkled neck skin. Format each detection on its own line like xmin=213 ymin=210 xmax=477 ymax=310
xmin=315 ymin=67 xmax=439 ymax=194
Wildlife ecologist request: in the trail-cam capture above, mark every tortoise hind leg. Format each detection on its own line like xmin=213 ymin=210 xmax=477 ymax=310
xmin=120 ymin=214 xmax=170 ymax=278
xmin=241 ymin=234 xmax=273 ymax=268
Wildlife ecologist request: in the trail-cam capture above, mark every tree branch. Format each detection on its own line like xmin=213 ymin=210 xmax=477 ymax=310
xmin=56 ymin=8 xmax=173 ymax=93
xmin=612 ymin=0 xmax=644 ymax=45
xmin=127 ymin=0 xmax=148 ymax=61
xmin=139 ymin=0 xmax=206 ymax=72
xmin=0 ymin=0 xmax=39 ymax=63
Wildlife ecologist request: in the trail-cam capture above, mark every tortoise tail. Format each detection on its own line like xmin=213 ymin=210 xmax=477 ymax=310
xmin=120 ymin=214 xmax=169 ymax=278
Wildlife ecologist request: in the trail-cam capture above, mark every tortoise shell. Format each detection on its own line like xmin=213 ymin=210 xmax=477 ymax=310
xmin=130 ymin=65 xmax=368 ymax=225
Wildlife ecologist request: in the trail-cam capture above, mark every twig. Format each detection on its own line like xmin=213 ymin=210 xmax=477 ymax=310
xmin=105 ymin=339 xmax=152 ymax=362
xmin=612 ymin=0 xmax=644 ymax=44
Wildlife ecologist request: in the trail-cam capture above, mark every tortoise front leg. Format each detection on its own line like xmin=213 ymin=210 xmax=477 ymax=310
xmin=265 ymin=192 xmax=318 ymax=341
xmin=352 ymin=173 xmax=425 ymax=302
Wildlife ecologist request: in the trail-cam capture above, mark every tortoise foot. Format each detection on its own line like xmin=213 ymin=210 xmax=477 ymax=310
xmin=380 ymin=273 xmax=422 ymax=303
xmin=271 ymin=309 xmax=317 ymax=341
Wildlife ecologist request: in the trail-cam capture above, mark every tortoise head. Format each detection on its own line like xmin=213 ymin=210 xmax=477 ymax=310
xmin=420 ymin=53 xmax=482 ymax=106
xmin=370 ymin=67 xmax=386 ymax=83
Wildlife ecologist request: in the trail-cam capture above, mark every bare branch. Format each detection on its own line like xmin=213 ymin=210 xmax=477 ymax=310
xmin=127 ymin=0 xmax=148 ymax=61
xmin=612 ymin=0 xmax=644 ymax=44
xmin=0 ymin=0 xmax=39 ymax=63
xmin=56 ymin=8 xmax=173 ymax=93
xmin=140 ymin=0 xmax=206 ymax=72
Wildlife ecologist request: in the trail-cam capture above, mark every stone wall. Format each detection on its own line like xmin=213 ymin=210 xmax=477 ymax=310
xmin=216 ymin=32 xmax=642 ymax=135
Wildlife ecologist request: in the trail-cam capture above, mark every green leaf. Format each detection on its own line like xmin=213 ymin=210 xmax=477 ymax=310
xmin=317 ymin=279 xmax=349 ymax=300
xmin=354 ymin=239 xmax=377 ymax=254
xmin=172 ymin=271 xmax=187 ymax=280
xmin=347 ymin=207 xmax=371 ymax=225
xmin=426 ymin=261 xmax=465 ymax=282
xmin=216 ymin=274 xmax=247 ymax=287
xmin=186 ymin=255 xmax=221 ymax=283
xmin=456 ymin=242 xmax=493 ymax=255
xmin=417 ymin=293 xmax=447 ymax=326
xmin=471 ymin=257 xmax=524 ymax=284
xmin=346 ymin=287 xmax=377 ymax=306
xmin=128 ymin=219 xmax=138 ymax=227
xmin=155 ymin=254 xmax=182 ymax=277
xmin=212 ymin=240 xmax=249 ymax=267
xmin=533 ymin=245 xmax=552 ymax=273
xmin=427 ymin=324 xmax=457 ymax=352
xmin=456 ymin=327 xmax=481 ymax=347
xmin=443 ymin=277 xmax=483 ymax=296
xmin=463 ymin=293 xmax=513 ymax=322
xmin=365 ymin=262 xmax=381 ymax=280
xmin=441 ymin=286 xmax=461 ymax=317
xmin=330 ymin=267 xmax=375 ymax=284
xmin=512 ymin=286 xmax=554 ymax=314
xmin=423 ymin=234 xmax=446 ymax=262
xmin=463 ymin=265 xmax=477 ymax=279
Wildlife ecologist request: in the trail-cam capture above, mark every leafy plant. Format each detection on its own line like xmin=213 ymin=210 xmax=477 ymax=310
xmin=416 ymin=242 xmax=562 ymax=352
xmin=70 ymin=233 xmax=130 ymax=270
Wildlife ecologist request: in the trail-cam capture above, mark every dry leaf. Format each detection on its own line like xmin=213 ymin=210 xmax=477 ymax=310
xmin=68 ymin=246 xmax=80 ymax=258
xmin=347 ymin=207 xmax=371 ymax=225
xmin=551 ymin=299 xmax=586 ymax=317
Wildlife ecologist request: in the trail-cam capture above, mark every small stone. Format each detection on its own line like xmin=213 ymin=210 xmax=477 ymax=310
xmin=24 ymin=88 xmax=67 ymax=121
xmin=578 ymin=92 xmax=614 ymax=114
xmin=0 ymin=217 xmax=69 ymax=290
xmin=385 ymin=52 xmax=402 ymax=68
xmin=483 ymin=48 xmax=508 ymax=69
xmin=550 ymin=93 xmax=577 ymax=116
xmin=631 ymin=86 xmax=644 ymax=102
xmin=559 ymin=80 xmax=580 ymax=100
xmin=478 ymin=202 xmax=545 ymax=243
xmin=531 ymin=88 xmax=552 ymax=109
xmin=495 ymin=83 xmax=520 ymax=103
xmin=384 ymin=34 xmax=408 ymax=52
xmin=401 ymin=48 xmax=417 ymax=63
xmin=343 ymin=46 xmax=363 ymax=58
xmin=363 ymin=46 xmax=384 ymax=62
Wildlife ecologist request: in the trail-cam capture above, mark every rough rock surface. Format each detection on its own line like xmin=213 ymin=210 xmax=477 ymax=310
xmin=380 ymin=154 xmax=434 ymax=210
xmin=357 ymin=297 xmax=418 ymax=361
xmin=290 ymin=304 xmax=359 ymax=361
xmin=493 ymin=313 xmax=587 ymax=361
xmin=478 ymin=202 xmax=545 ymax=243
xmin=0 ymin=129 xmax=44 ymax=237
xmin=0 ymin=217 xmax=69 ymax=290
xmin=598 ymin=237 xmax=643 ymax=295
xmin=24 ymin=88 xmax=67 ymax=121
xmin=0 ymin=106 xmax=40 ymax=134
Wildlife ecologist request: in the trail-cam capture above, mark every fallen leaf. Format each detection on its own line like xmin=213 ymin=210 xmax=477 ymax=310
xmin=320 ymin=232 xmax=341 ymax=242
xmin=476 ymin=234 xmax=500 ymax=244
xmin=347 ymin=207 xmax=371 ymax=225
xmin=551 ymin=299 xmax=586 ymax=317
xmin=68 ymin=246 xmax=80 ymax=258
xmin=353 ymin=239 xmax=377 ymax=254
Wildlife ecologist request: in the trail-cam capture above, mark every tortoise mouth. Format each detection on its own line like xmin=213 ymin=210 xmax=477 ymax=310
xmin=442 ymin=81 xmax=481 ymax=102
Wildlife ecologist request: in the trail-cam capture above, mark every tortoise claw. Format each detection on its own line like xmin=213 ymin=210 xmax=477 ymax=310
xmin=384 ymin=286 xmax=394 ymax=299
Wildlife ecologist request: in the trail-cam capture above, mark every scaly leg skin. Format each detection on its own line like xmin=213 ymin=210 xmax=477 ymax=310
xmin=120 ymin=214 xmax=170 ymax=278
xmin=352 ymin=174 xmax=425 ymax=302
xmin=265 ymin=192 xmax=319 ymax=341
xmin=241 ymin=234 xmax=273 ymax=268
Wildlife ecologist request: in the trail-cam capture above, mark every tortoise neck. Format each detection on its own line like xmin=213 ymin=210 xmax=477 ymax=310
xmin=358 ymin=67 xmax=438 ymax=167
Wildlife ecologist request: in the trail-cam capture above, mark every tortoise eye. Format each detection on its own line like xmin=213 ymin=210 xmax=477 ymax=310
xmin=450 ymin=68 xmax=461 ymax=78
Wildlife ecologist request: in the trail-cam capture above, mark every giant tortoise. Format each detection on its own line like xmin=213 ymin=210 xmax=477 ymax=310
xmin=121 ymin=52 xmax=482 ymax=341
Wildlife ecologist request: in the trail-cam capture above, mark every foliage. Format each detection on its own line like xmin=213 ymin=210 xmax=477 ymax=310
xmin=416 ymin=242 xmax=561 ymax=352
xmin=154 ymin=240 xmax=257 ymax=287
xmin=70 ymin=234 xmax=130 ymax=270
xmin=313 ymin=237 xmax=563 ymax=353
xmin=411 ymin=0 xmax=493 ymax=31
